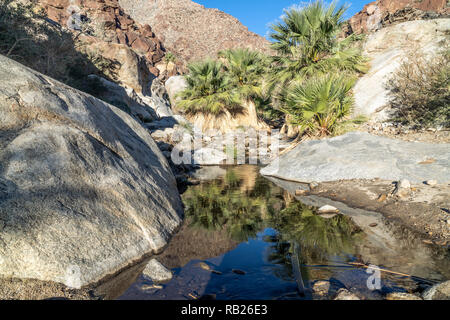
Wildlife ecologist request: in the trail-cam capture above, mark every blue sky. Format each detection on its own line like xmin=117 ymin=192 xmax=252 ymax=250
xmin=196 ymin=1 xmax=370 ymax=38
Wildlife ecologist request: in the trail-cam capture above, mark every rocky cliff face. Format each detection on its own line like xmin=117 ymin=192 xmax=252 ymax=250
xmin=347 ymin=0 xmax=449 ymax=34
xmin=40 ymin=0 xmax=166 ymax=86
xmin=118 ymin=0 xmax=271 ymax=66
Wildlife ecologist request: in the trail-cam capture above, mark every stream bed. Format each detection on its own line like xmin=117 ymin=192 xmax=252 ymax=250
xmin=116 ymin=165 xmax=450 ymax=300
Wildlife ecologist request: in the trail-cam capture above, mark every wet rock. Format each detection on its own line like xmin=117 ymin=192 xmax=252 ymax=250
xmin=196 ymin=262 xmax=222 ymax=275
xmin=422 ymin=281 xmax=450 ymax=300
xmin=232 ymin=269 xmax=246 ymax=275
xmin=334 ymin=288 xmax=360 ymax=300
xmin=197 ymin=262 xmax=212 ymax=272
xmin=386 ymin=292 xmax=422 ymax=300
xmin=313 ymin=281 xmax=331 ymax=296
xmin=142 ymin=259 xmax=173 ymax=283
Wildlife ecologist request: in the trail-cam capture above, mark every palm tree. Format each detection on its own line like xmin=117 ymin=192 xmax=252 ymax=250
xmin=177 ymin=59 xmax=241 ymax=115
xmin=282 ymin=74 xmax=356 ymax=136
xmin=218 ymin=48 xmax=269 ymax=127
xmin=267 ymin=0 xmax=368 ymax=116
xmin=177 ymin=49 xmax=270 ymax=130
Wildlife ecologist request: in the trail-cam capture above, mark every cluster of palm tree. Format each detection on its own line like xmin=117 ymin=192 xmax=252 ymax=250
xmin=177 ymin=0 xmax=369 ymax=137
xmin=177 ymin=49 xmax=268 ymax=116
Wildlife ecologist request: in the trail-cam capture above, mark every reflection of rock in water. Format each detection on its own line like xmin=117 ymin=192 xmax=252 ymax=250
xmin=0 ymin=257 xmax=149 ymax=300
xmin=157 ymin=218 xmax=239 ymax=269
xmin=267 ymin=176 xmax=450 ymax=283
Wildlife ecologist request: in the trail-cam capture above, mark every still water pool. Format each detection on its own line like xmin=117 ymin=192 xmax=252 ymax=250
xmin=118 ymin=166 xmax=449 ymax=300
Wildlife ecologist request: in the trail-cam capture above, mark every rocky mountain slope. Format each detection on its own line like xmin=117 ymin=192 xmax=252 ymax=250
xmin=347 ymin=0 xmax=449 ymax=34
xmin=39 ymin=0 xmax=166 ymax=85
xmin=118 ymin=0 xmax=271 ymax=66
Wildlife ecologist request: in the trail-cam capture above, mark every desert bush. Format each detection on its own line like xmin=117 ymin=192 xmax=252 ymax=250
xmin=387 ymin=49 xmax=450 ymax=129
xmin=164 ymin=52 xmax=177 ymax=64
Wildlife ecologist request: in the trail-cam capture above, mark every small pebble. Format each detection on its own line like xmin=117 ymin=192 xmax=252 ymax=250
xmin=309 ymin=182 xmax=319 ymax=190
xmin=425 ymin=180 xmax=437 ymax=186
xmin=369 ymin=223 xmax=378 ymax=228
xmin=295 ymin=189 xmax=308 ymax=196
xmin=318 ymin=205 xmax=339 ymax=214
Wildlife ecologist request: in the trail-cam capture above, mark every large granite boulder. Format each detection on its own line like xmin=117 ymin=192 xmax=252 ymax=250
xmin=353 ymin=19 xmax=450 ymax=120
xmin=260 ymin=132 xmax=450 ymax=184
xmin=0 ymin=55 xmax=183 ymax=288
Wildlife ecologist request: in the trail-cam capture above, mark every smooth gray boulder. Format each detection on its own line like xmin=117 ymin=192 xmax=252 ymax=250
xmin=0 ymin=55 xmax=183 ymax=288
xmin=261 ymin=132 xmax=450 ymax=184
xmin=165 ymin=75 xmax=187 ymax=106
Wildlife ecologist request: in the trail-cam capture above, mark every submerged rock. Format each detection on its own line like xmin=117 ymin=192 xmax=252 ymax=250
xmin=313 ymin=281 xmax=331 ymax=296
xmin=334 ymin=288 xmax=360 ymax=300
xmin=0 ymin=55 xmax=183 ymax=288
xmin=261 ymin=132 xmax=450 ymax=184
xmin=386 ymin=292 xmax=422 ymax=300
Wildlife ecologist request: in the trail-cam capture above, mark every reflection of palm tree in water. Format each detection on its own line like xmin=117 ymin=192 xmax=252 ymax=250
xmin=183 ymin=167 xmax=281 ymax=241
xmin=267 ymin=202 xmax=363 ymax=293
xmin=183 ymin=168 xmax=362 ymax=289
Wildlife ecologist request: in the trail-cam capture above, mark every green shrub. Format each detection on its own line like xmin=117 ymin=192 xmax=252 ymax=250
xmin=164 ymin=52 xmax=177 ymax=64
xmin=387 ymin=49 xmax=450 ymax=129
xmin=282 ymin=74 xmax=356 ymax=137
xmin=177 ymin=59 xmax=240 ymax=115
xmin=266 ymin=0 xmax=368 ymax=136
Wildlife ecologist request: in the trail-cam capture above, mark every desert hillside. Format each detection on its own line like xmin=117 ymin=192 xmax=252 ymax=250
xmin=118 ymin=0 xmax=271 ymax=65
